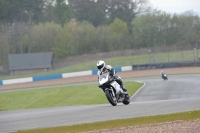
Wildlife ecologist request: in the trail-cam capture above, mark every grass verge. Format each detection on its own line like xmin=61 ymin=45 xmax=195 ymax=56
xmin=16 ymin=110 xmax=200 ymax=133
xmin=0 ymin=82 xmax=142 ymax=111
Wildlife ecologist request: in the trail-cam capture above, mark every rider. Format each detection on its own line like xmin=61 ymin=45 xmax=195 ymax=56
xmin=160 ymin=70 xmax=165 ymax=78
xmin=96 ymin=60 xmax=127 ymax=92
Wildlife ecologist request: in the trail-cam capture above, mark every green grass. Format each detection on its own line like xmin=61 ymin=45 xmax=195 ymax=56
xmin=1 ymin=49 xmax=199 ymax=80
xmin=0 ymin=82 xmax=142 ymax=111
xmin=16 ymin=110 xmax=200 ymax=133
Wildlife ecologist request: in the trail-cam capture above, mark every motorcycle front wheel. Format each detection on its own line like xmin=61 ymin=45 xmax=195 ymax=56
xmin=105 ymin=89 xmax=117 ymax=106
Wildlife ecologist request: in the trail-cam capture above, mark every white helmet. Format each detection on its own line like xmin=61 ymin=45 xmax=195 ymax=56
xmin=97 ymin=60 xmax=105 ymax=71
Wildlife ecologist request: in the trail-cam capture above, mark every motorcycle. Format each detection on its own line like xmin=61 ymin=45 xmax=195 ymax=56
xmin=98 ymin=72 xmax=130 ymax=106
xmin=162 ymin=73 xmax=168 ymax=80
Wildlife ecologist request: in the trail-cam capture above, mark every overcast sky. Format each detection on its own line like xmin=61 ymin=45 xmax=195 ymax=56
xmin=149 ymin=0 xmax=200 ymax=15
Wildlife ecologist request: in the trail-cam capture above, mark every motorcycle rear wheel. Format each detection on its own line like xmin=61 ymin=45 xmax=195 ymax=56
xmin=122 ymin=94 xmax=130 ymax=105
xmin=105 ymin=90 xmax=117 ymax=106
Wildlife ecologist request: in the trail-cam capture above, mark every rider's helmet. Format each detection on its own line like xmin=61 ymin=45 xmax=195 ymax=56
xmin=160 ymin=70 xmax=164 ymax=74
xmin=97 ymin=60 xmax=105 ymax=72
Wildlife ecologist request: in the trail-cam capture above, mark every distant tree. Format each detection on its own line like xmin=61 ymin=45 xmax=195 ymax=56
xmin=6 ymin=23 xmax=30 ymax=54
xmin=0 ymin=28 xmax=9 ymax=65
xmin=109 ymin=18 xmax=128 ymax=36
xmin=53 ymin=0 xmax=73 ymax=26
xmin=132 ymin=13 xmax=155 ymax=47
xmin=132 ymin=10 xmax=175 ymax=47
xmin=132 ymin=10 xmax=200 ymax=47
xmin=105 ymin=0 xmax=150 ymax=25
xmin=53 ymin=19 xmax=97 ymax=57
xmin=109 ymin=18 xmax=129 ymax=49
xmin=94 ymin=26 xmax=114 ymax=52
xmin=28 ymin=22 xmax=62 ymax=53
xmin=68 ymin=0 xmax=150 ymax=30
xmin=178 ymin=13 xmax=200 ymax=44
xmin=53 ymin=19 xmax=78 ymax=57
xmin=68 ymin=0 xmax=106 ymax=27
xmin=0 ymin=0 xmax=47 ymax=24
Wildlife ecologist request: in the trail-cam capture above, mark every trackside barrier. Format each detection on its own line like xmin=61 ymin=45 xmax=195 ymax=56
xmin=1 ymin=61 xmax=197 ymax=86
xmin=132 ymin=62 xmax=181 ymax=70
xmin=62 ymin=70 xmax=92 ymax=78
xmin=132 ymin=62 xmax=200 ymax=70
xmin=0 ymin=66 xmax=129 ymax=86
xmin=33 ymin=74 xmax=63 ymax=82
xmin=114 ymin=67 xmax=122 ymax=72
xmin=92 ymin=70 xmax=98 ymax=75
xmin=2 ymin=77 xmax=33 ymax=85
xmin=121 ymin=66 xmax=132 ymax=71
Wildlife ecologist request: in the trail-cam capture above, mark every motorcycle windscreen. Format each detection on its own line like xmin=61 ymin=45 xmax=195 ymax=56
xmin=98 ymin=72 xmax=109 ymax=85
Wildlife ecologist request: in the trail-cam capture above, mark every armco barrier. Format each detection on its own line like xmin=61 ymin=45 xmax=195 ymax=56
xmin=132 ymin=62 xmax=200 ymax=70
xmin=62 ymin=70 xmax=92 ymax=78
xmin=92 ymin=70 xmax=98 ymax=75
xmin=2 ymin=77 xmax=33 ymax=85
xmin=114 ymin=67 xmax=122 ymax=72
xmin=33 ymin=74 xmax=63 ymax=82
xmin=121 ymin=66 xmax=132 ymax=71
xmin=0 ymin=66 xmax=127 ymax=86
xmin=1 ymin=62 xmax=198 ymax=86
xmin=132 ymin=62 xmax=182 ymax=70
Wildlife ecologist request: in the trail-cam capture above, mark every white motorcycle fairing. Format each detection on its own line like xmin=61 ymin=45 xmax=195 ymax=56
xmin=110 ymin=81 xmax=122 ymax=94
xmin=98 ymin=72 xmax=123 ymax=93
xmin=98 ymin=72 xmax=109 ymax=85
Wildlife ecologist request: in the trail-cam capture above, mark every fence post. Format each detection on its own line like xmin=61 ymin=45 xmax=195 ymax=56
xmin=148 ymin=50 xmax=151 ymax=64
xmin=196 ymin=43 xmax=199 ymax=61
xmin=194 ymin=48 xmax=196 ymax=61
xmin=182 ymin=51 xmax=184 ymax=62
xmin=168 ymin=52 xmax=169 ymax=63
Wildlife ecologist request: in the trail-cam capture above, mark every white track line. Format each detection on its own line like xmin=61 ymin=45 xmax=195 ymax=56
xmin=130 ymin=81 xmax=146 ymax=99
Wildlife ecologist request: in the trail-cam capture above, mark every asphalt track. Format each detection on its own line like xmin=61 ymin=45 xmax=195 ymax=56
xmin=0 ymin=74 xmax=200 ymax=133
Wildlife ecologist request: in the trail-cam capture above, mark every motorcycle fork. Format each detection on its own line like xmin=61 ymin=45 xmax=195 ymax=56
xmin=104 ymin=88 xmax=116 ymax=97
xmin=111 ymin=88 xmax=116 ymax=99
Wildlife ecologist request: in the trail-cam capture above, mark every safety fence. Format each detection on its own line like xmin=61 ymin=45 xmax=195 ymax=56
xmin=0 ymin=66 xmax=132 ymax=86
xmin=132 ymin=61 xmax=200 ymax=70
xmin=1 ymin=61 xmax=200 ymax=86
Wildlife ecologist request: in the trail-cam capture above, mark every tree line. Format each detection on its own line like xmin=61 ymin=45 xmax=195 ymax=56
xmin=0 ymin=0 xmax=200 ymax=65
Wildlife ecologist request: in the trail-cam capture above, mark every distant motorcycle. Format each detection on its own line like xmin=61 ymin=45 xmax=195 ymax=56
xmin=162 ymin=73 xmax=168 ymax=80
xmin=98 ymin=72 xmax=130 ymax=106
